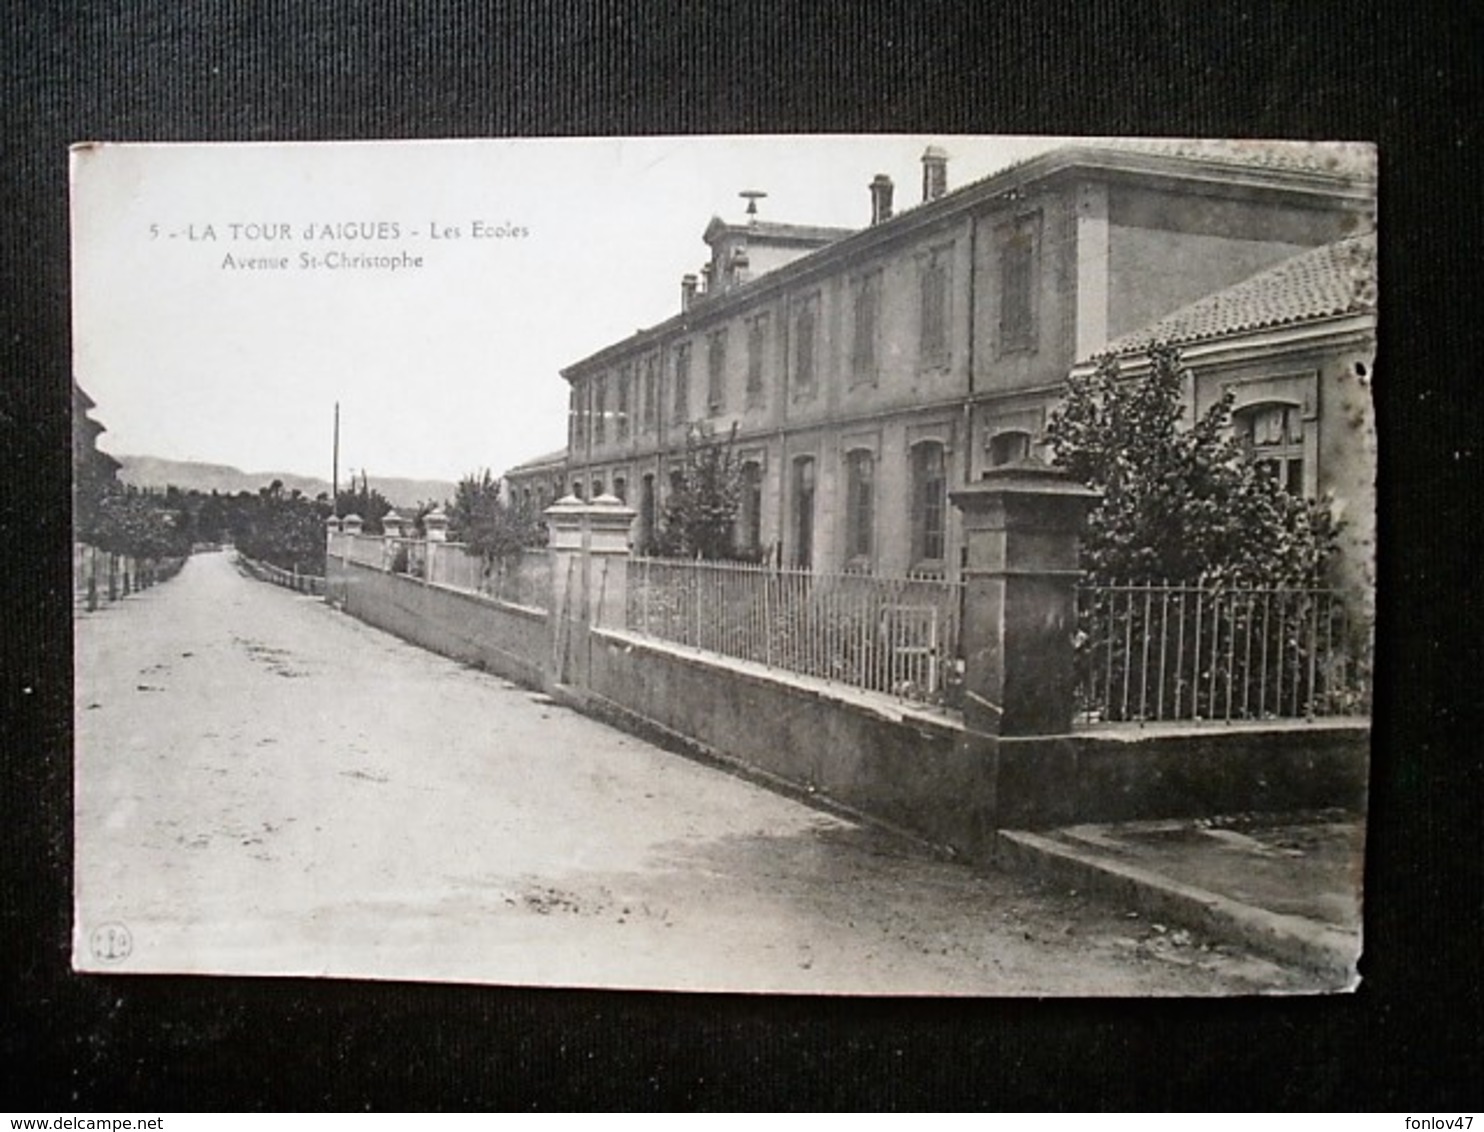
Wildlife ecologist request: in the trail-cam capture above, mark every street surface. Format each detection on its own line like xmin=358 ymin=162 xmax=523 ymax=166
xmin=74 ymin=550 xmax=1305 ymax=994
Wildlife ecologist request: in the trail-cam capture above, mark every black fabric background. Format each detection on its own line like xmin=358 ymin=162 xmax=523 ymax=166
xmin=3 ymin=0 xmax=1479 ymax=1111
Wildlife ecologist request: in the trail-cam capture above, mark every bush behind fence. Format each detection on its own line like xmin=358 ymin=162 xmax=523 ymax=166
xmin=1075 ymin=582 xmax=1371 ymax=724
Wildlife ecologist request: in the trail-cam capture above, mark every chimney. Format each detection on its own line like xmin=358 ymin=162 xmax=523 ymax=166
xmin=921 ymin=145 xmax=949 ymax=202
xmin=681 ymin=273 xmax=698 ymax=310
xmin=731 ymin=248 xmax=750 ymax=286
xmin=700 ymin=262 xmax=713 ymax=294
xmin=869 ymin=174 xmax=894 ymax=224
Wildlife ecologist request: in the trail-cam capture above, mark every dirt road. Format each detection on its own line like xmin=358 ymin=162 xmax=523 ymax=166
xmin=73 ymin=550 xmax=1303 ymax=994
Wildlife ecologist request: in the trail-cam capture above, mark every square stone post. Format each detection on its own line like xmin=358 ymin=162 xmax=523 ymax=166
xmin=544 ymin=493 xmax=636 ymax=689
xmin=381 ymin=509 xmax=406 ymax=572
xmin=423 ymin=506 xmax=449 ymax=587
xmin=951 ymin=465 xmax=1099 ymax=737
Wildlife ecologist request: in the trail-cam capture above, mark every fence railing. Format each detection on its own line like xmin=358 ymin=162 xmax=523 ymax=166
xmin=238 ymin=553 xmax=326 ymax=596
xmin=1074 ymin=582 xmax=1371 ymax=725
xmin=331 ymin=532 xmax=550 ymax=611
xmin=623 ymin=557 xmax=964 ymax=709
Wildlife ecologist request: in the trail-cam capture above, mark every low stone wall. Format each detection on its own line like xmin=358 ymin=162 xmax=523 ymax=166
xmin=325 ymin=555 xmax=1368 ymax=858
xmin=993 ymin=723 xmax=1370 ymax=830
xmin=328 ymin=558 xmax=547 ymax=690
xmin=584 ymin=628 xmax=996 ymax=857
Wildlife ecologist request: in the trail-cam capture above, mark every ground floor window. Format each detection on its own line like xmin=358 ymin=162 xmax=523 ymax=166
xmin=988 ymin=429 xmax=1032 ymax=467
xmin=845 ymin=449 xmax=874 ymax=566
xmin=792 ymin=456 xmax=815 ymax=569
xmin=1239 ymin=402 xmax=1305 ymax=495
xmin=911 ymin=441 xmax=946 ymax=567
xmin=639 ymin=474 xmax=656 ymax=552
xmin=738 ymin=461 xmax=763 ymax=556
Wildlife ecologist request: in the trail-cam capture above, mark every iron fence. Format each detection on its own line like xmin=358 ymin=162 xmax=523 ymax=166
xmin=624 ymin=557 xmax=964 ymax=708
xmin=1074 ymin=582 xmax=1371 ymax=724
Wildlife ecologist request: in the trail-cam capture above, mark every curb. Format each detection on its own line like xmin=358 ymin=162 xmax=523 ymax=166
xmin=996 ymin=828 xmax=1360 ymax=985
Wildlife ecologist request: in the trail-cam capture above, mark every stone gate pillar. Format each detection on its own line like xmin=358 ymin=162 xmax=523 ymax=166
xmin=544 ymin=493 xmax=637 ymax=689
xmin=950 ymin=465 xmax=1099 ymax=737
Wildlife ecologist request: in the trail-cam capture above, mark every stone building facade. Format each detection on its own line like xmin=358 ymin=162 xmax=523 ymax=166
xmin=505 ymin=141 xmax=1375 ymax=579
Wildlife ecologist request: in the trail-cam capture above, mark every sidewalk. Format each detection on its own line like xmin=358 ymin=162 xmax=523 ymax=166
xmin=997 ymin=809 xmax=1364 ymax=987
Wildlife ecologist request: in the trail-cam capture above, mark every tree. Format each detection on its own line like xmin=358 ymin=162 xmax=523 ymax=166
xmin=335 ymin=471 xmax=393 ymax=534
xmin=234 ymin=487 xmax=330 ymax=574
xmin=655 ymin=422 xmax=744 ymax=560
xmin=1043 ymin=344 xmax=1339 ymax=587
xmin=448 ymin=469 xmax=544 ymax=563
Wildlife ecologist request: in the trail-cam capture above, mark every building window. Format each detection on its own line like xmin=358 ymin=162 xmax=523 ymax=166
xmin=672 ymin=342 xmax=691 ymax=423
xmin=594 ymin=374 xmax=607 ymax=444
xmin=911 ymin=441 xmax=947 ymax=567
xmin=792 ymin=456 xmax=815 ymax=569
xmin=738 ymin=461 xmax=763 ymax=555
xmin=794 ymin=299 xmax=817 ymax=394
xmin=639 ymin=474 xmax=656 ymax=553
xmin=1239 ymin=403 xmax=1305 ymax=495
xmin=707 ymin=329 xmax=727 ymax=412
xmin=643 ymin=356 xmax=658 ymax=433
xmin=617 ymin=366 xmax=631 ymax=441
xmin=746 ymin=312 xmax=769 ymax=408
xmin=1000 ymin=214 xmax=1039 ymax=353
xmin=989 ymin=430 xmax=1032 ymax=467
xmin=920 ymin=250 xmax=950 ymax=367
xmin=845 ymin=449 xmax=875 ymax=566
xmin=612 ymin=475 xmax=626 ymax=504
xmin=852 ymin=270 xmax=881 ymax=381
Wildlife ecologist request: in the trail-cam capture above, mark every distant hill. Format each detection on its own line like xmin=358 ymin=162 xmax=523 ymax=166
xmin=114 ymin=454 xmax=459 ymax=510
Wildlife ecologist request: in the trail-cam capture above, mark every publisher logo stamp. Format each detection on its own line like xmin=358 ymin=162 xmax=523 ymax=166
xmin=89 ymin=922 xmax=133 ymax=962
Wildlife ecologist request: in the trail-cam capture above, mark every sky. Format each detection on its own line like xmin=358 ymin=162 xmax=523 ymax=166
xmin=71 ymin=135 xmax=1072 ymax=484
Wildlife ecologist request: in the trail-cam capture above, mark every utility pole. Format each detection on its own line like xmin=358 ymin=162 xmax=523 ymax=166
xmin=332 ymin=402 xmax=340 ymax=512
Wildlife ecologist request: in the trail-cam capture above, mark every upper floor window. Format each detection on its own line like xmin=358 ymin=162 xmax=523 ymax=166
xmin=845 ymin=449 xmax=875 ymax=565
xmin=1239 ymin=403 xmax=1305 ymax=495
xmin=920 ymin=249 xmax=950 ymax=367
xmin=999 ymin=214 xmax=1040 ymax=353
xmin=911 ymin=441 xmax=947 ymax=567
xmin=794 ymin=298 xmax=818 ymax=394
xmin=852 ymin=270 xmax=881 ymax=381
xmin=617 ymin=365 xmax=631 ymax=442
xmin=707 ymin=329 xmax=728 ymax=413
xmin=746 ymin=312 xmax=769 ymax=408
xmin=672 ymin=342 xmax=691 ymax=423
xmin=593 ymin=374 xmax=607 ymax=444
xmin=643 ymin=356 xmax=658 ymax=433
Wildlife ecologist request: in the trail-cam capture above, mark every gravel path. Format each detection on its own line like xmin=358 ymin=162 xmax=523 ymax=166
xmin=73 ymin=550 xmax=1304 ymax=994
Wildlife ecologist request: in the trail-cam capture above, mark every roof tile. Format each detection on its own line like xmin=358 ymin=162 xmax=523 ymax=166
xmin=1102 ymin=232 xmax=1376 ymax=356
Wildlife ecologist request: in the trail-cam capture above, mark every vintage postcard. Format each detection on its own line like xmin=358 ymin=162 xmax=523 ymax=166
xmin=71 ymin=136 xmax=1375 ymax=994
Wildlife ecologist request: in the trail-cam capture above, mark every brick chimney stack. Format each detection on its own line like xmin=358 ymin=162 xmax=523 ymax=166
xmin=681 ymin=273 xmax=698 ymax=310
xmin=869 ymin=174 xmax=895 ymax=225
xmin=921 ymin=145 xmax=949 ymax=202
